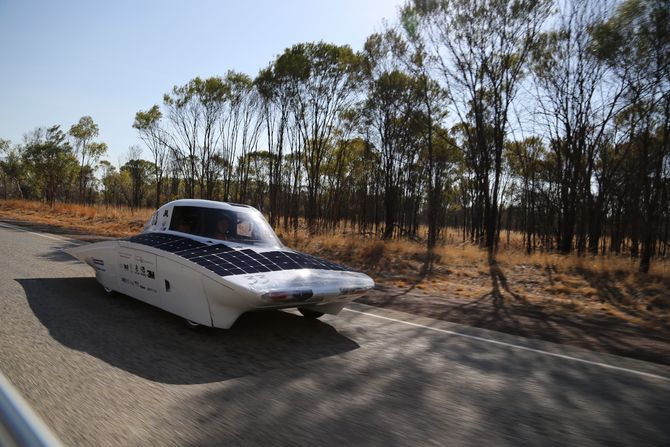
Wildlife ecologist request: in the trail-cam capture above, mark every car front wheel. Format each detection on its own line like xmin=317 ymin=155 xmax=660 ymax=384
xmin=299 ymin=308 xmax=324 ymax=319
xmin=184 ymin=319 xmax=202 ymax=330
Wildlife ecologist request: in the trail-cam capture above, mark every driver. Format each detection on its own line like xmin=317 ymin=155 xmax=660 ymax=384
xmin=212 ymin=215 xmax=231 ymax=240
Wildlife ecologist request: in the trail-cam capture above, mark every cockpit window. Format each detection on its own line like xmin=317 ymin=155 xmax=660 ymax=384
xmin=169 ymin=206 xmax=200 ymax=235
xmin=169 ymin=205 xmax=282 ymax=247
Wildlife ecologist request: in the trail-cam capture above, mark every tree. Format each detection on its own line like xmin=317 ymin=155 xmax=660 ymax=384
xmin=274 ymin=42 xmax=365 ymax=232
xmin=592 ymin=0 xmax=670 ymax=271
xmin=506 ymin=137 xmax=546 ymax=254
xmin=134 ymin=105 xmax=168 ymax=208
xmin=23 ymin=126 xmax=78 ymax=205
xmin=362 ymin=31 xmax=422 ymax=239
xmin=532 ymin=0 xmax=624 ymax=255
xmin=399 ymin=14 xmax=451 ymax=255
xmin=0 ymin=139 xmax=25 ymax=199
xmin=256 ymin=64 xmax=293 ymax=227
xmin=69 ymin=116 xmax=106 ymax=202
xmin=219 ymin=71 xmax=263 ymax=202
xmin=163 ymin=76 xmax=228 ymax=199
xmin=412 ymin=0 xmax=551 ymax=255
xmin=99 ymin=160 xmax=124 ymax=206
xmin=364 ymin=68 xmax=420 ymax=239
xmin=121 ymin=146 xmax=155 ymax=209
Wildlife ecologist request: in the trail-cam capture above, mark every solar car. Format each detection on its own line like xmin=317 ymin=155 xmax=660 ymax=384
xmin=66 ymin=199 xmax=374 ymax=328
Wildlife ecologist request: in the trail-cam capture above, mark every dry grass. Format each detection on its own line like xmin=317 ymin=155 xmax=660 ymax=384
xmin=282 ymin=226 xmax=670 ymax=329
xmin=0 ymin=199 xmax=152 ymax=237
xmin=2 ymin=199 xmax=669 ymax=328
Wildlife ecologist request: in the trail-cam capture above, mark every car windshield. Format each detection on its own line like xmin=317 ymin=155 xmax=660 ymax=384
xmin=169 ymin=205 xmax=282 ymax=247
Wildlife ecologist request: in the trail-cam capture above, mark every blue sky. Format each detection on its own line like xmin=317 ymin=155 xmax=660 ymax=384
xmin=0 ymin=0 xmax=404 ymax=163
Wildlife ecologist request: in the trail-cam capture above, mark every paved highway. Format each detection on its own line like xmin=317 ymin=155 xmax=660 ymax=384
xmin=0 ymin=222 xmax=669 ymax=446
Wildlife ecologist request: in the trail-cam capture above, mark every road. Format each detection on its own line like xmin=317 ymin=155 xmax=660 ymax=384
xmin=0 ymin=222 xmax=669 ymax=446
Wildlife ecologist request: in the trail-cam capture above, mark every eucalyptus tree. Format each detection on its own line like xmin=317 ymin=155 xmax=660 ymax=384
xmin=121 ymin=146 xmax=155 ymax=210
xmin=592 ymin=0 xmax=670 ymax=271
xmin=410 ymin=0 xmax=551 ymax=254
xmin=81 ymin=142 xmax=108 ymax=202
xmin=505 ymin=137 xmax=546 ymax=254
xmin=133 ymin=105 xmax=168 ymax=207
xmin=0 ymin=139 xmax=24 ymax=199
xmin=362 ymin=31 xmax=422 ymax=239
xmin=367 ymin=70 xmax=421 ymax=239
xmin=0 ymin=139 xmax=10 ymax=198
xmin=69 ymin=115 xmax=106 ymax=202
xmin=256 ymin=65 xmax=292 ymax=227
xmin=531 ymin=0 xmax=624 ymax=255
xmin=399 ymin=12 xmax=451 ymax=252
xmin=162 ymin=85 xmax=197 ymax=198
xmin=283 ymin=119 xmax=304 ymax=231
xmin=162 ymin=76 xmax=228 ymax=199
xmin=237 ymin=150 xmax=272 ymax=209
xmin=320 ymin=120 xmax=363 ymax=229
xmin=218 ymin=71 xmax=263 ymax=202
xmin=273 ymin=42 xmax=365 ymax=232
xmin=351 ymin=136 xmax=383 ymax=234
xmin=98 ymin=160 xmax=124 ymax=206
xmin=23 ymin=126 xmax=78 ymax=205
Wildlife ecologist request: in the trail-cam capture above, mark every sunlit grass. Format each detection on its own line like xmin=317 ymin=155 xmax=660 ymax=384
xmin=0 ymin=199 xmax=152 ymax=237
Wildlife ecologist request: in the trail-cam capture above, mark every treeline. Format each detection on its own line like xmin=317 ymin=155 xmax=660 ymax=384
xmin=1 ymin=0 xmax=668 ymax=272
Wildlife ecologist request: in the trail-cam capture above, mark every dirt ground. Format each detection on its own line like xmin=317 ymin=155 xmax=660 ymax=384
xmin=2 ymin=215 xmax=669 ymax=366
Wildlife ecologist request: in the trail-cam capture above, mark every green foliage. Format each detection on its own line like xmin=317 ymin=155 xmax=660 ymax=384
xmin=591 ymin=0 xmax=669 ymax=71
xmin=68 ymin=115 xmax=106 ymax=202
xmin=121 ymin=158 xmax=156 ymax=209
xmin=87 ymin=142 xmax=108 ymax=161
xmin=69 ymin=116 xmax=99 ymax=143
xmin=133 ymin=105 xmax=162 ymax=130
xmin=273 ymin=41 xmax=365 ymax=94
xmin=23 ymin=126 xmax=78 ymax=204
xmin=0 ymin=139 xmax=25 ymax=199
xmin=400 ymin=6 xmax=420 ymax=39
xmin=165 ymin=76 xmax=229 ymax=109
xmin=505 ymin=137 xmax=546 ymax=180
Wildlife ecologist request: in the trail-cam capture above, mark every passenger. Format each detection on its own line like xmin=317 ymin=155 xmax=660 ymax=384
xmin=212 ymin=216 xmax=231 ymax=240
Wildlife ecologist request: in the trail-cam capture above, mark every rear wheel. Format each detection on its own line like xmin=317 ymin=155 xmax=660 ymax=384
xmin=299 ymin=308 xmax=324 ymax=319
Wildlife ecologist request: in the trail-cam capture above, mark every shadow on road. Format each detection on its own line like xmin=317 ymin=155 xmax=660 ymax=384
xmin=38 ymin=244 xmax=82 ymax=263
xmin=17 ymin=277 xmax=359 ymax=385
xmin=176 ymin=311 xmax=670 ymax=447
xmin=360 ymin=277 xmax=670 ymax=366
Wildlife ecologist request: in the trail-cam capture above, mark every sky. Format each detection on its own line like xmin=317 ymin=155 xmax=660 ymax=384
xmin=0 ymin=0 xmax=405 ymax=163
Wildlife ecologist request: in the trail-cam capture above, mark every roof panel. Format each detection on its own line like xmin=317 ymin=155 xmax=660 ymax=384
xmin=127 ymin=232 xmax=354 ymax=277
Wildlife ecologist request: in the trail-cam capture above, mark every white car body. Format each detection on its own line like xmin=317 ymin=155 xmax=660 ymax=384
xmin=66 ymin=199 xmax=374 ymax=329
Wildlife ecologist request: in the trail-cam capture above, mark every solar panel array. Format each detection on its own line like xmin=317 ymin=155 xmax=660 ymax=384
xmin=126 ymin=233 xmax=350 ymax=277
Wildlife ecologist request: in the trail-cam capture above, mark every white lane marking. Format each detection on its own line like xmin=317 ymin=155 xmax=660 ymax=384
xmin=344 ymin=307 xmax=670 ymax=382
xmin=0 ymin=221 xmax=83 ymax=246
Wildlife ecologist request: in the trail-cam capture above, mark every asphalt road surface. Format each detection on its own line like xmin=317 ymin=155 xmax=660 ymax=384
xmin=1 ymin=222 xmax=669 ymax=446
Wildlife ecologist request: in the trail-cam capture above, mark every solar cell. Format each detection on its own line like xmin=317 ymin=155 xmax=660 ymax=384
xmin=128 ymin=232 xmax=353 ymax=277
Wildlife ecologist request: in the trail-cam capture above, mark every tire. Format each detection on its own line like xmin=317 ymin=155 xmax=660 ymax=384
xmin=299 ymin=308 xmax=324 ymax=319
xmin=184 ymin=319 xmax=202 ymax=330
xmin=103 ymin=286 xmax=116 ymax=296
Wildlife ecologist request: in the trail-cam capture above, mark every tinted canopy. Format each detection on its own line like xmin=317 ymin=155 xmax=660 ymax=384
xmin=169 ymin=205 xmax=282 ymax=248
